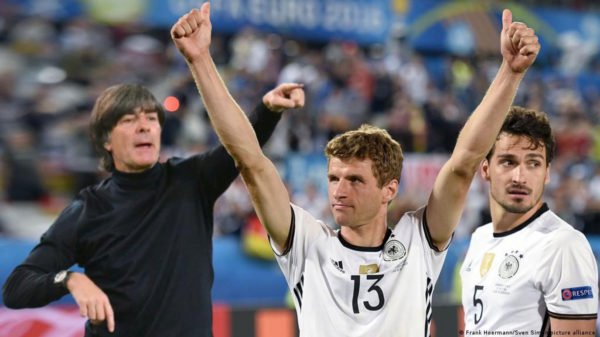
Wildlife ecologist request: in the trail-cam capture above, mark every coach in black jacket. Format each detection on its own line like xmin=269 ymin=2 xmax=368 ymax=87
xmin=2 ymin=82 xmax=304 ymax=336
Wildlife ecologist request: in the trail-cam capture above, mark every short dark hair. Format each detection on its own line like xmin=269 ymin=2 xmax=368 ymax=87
xmin=486 ymin=106 xmax=555 ymax=165
xmin=89 ymin=84 xmax=165 ymax=172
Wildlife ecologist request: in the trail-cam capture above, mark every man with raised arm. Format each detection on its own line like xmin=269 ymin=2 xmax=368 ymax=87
xmin=461 ymin=106 xmax=598 ymax=335
xmin=3 ymin=59 xmax=302 ymax=337
xmin=171 ymin=4 xmax=539 ymax=336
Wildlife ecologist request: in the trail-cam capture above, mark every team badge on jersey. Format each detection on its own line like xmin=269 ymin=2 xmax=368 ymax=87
xmin=383 ymin=240 xmax=406 ymax=261
xmin=498 ymin=251 xmax=522 ymax=279
xmin=480 ymin=253 xmax=495 ymax=277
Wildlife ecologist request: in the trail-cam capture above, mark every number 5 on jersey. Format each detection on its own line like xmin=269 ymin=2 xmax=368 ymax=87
xmin=351 ymin=274 xmax=385 ymax=314
xmin=473 ymin=285 xmax=484 ymax=324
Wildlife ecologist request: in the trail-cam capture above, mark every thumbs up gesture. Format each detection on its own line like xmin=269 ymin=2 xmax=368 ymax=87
xmin=500 ymin=9 xmax=540 ymax=73
xmin=171 ymin=2 xmax=212 ymax=64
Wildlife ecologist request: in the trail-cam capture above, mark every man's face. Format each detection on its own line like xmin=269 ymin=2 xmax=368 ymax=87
xmin=104 ymin=108 xmax=161 ymax=173
xmin=482 ymin=133 xmax=550 ymax=214
xmin=327 ymin=157 xmax=396 ymax=228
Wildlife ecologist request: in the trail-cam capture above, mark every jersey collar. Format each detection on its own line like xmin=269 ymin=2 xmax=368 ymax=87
xmin=492 ymin=202 xmax=549 ymax=238
xmin=338 ymin=228 xmax=392 ymax=252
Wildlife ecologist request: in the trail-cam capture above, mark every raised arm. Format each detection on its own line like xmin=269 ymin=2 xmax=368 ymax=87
xmin=171 ymin=3 xmax=304 ymax=251
xmin=426 ymin=9 xmax=540 ymax=249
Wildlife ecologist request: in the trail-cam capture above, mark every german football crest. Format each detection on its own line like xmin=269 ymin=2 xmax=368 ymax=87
xmin=498 ymin=250 xmax=523 ymax=279
xmin=383 ymin=240 xmax=406 ymax=261
xmin=480 ymin=253 xmax=495 ymax=277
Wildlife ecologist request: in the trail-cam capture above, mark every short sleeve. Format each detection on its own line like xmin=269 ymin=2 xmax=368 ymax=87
xmin=537 ymin=230 xmax=598 ymax=317
xmin=408 ymin=206 xmax=449 ymax=284
xmin=271 ymin=203 xmax=329 ymax=285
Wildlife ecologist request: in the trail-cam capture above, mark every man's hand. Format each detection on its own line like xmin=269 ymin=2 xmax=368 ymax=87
xmin=67 ymin=272 xmax=115 ymax=333
xmin=171 ymin=2 xmax=212 ymax=63
xmin=262 ymin=83 xmax=305 ymax=113
xmin=501 ymin=9 xmax=540 ymax=73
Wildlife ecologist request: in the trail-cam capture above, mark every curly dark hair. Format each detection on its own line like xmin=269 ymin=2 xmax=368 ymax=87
xmin=89 ymin=84 xmax=165 ymax=172
xmin=486 ymin=106 xmax=555 ymax=165
xmin=325 ymin=124 xmax=403 ymax=187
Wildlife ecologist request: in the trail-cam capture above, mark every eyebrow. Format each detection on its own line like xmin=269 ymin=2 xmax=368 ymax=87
xmin=346 ymin=174 xmax=364 ymax=181
xmin=496 ymin=153 xmax=544 ymax=160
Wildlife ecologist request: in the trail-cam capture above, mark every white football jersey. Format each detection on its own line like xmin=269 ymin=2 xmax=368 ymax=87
xmin=272 ymin=204 xmax=447 ymax=337
xmin=461 ymin=204 xmax=598 ymax=336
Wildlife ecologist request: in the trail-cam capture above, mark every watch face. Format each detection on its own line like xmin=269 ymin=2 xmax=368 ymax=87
xmin=54 ymin=270 xmax=67 ymax=284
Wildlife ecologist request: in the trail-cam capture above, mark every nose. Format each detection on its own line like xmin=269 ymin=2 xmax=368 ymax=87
xmin=511 ymin=165 xmax=525 ymax=185
xmin=332 ymin=180 xmax=348 ymax=199
xmin=137 ymin=115 xmax=152 ymax=133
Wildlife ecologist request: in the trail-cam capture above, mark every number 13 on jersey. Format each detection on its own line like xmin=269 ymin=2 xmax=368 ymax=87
xmin=351 ymin=274 xmax=385 ymax=314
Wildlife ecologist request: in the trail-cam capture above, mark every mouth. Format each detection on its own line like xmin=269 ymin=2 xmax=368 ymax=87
xmin=507 ymin=188 xmax=529 ymax=198
xmin=332 ymin=204 xmax=352 ymax=210
xmin=135 ymin=142 xmax=154 ymax=149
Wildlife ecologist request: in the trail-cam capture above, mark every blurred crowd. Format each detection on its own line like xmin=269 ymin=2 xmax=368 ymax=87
xmin=0 ymin=6 xmax=599 ymax=241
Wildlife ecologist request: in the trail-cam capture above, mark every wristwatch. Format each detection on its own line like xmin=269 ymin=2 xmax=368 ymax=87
xmin=53 ymin=270 xmax=72 ymax=289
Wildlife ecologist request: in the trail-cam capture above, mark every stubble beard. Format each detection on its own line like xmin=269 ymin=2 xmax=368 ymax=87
xmin=490 ymin=186 xmax=543 ymax=215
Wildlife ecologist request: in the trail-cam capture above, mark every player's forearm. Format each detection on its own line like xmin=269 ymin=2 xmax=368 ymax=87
xmin=2 ymin=265 xmax=67 ymax=308
xmin=187 ymin=52 xmax=263 ymax=168
xmin=452 ymin=60 xmax=524 ymax=172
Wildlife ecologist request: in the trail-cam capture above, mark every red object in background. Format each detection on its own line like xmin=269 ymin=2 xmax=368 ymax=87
xmin=255 ymin=309 xmax=295 ymax=337
xmin=163 ymin=95 xmax=180 ymax=112
xmin=0 ymin=306 xmax=85 ymax=337
xmin=213 ymin=303 xmax=231 ymax=337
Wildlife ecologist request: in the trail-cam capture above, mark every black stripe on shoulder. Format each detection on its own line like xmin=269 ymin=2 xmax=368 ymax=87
xmin=272 ymin=205 xmax=296 ymax=257
xmin=422 ymin=207 xmax=451 ymax=252
xmin=547 ymin=310 xmax=598 ymax=320
xmin=293 ymin=273 xmax=304 ymax=310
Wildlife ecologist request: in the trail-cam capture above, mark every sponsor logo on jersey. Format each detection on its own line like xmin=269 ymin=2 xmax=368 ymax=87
xmin=498 ymin=251 xmax=522 ymax=279
xmin=383 ymin=240 xmax=406 ymax=261
xmin=359 ymin=264 xmax=379 ymax=274
xmin=561 ymin=286 xmax=594 ymax=301
xmin=480 ymin=253 xmax=495 ymax=277
xmin=331 ymin=259 xmax=345 ymax=273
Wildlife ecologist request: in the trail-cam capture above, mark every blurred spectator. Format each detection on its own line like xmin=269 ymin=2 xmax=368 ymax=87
xmin=0 ymin=3 xmax=598 ymax=246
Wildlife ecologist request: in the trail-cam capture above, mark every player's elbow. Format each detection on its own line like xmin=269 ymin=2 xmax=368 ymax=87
xmin=236 ymin=154 xmax=270 ymax=181
xmin=2 ymin=278 xmax=24 ymax=309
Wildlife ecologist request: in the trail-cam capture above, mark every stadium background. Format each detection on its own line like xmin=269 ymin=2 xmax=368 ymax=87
xmin=0 ymin=0 xmax=599 ymax=336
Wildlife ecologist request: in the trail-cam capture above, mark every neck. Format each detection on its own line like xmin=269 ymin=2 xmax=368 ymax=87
xmin=490 ymin=200 xmax=544 ymax=233
xmin=339 ymin=215 xmax=388 ymax=248
xmin=114 ymin=162 xmax=156 ymax=174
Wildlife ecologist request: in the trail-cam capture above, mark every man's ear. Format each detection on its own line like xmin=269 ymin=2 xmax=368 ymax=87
xmin=481 ymin=159 xmax=490 ymax=181
xmin=104 ymin=135 xmax=112 ymax=152
xmin=383 ymin=179 xmax=399 ymax=204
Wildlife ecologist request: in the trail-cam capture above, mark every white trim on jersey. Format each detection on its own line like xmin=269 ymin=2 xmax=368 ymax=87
xmin=460 ymin=204 xmax=598 ymax=336
xmin=271 ymin=203 xmax=448 ymax=337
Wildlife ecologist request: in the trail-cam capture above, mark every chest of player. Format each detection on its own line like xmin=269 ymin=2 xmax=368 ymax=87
xmin=461 ymin=233 xmax=547 ymax=326
xmin=303 ymin=233 xmax=431 ymax=319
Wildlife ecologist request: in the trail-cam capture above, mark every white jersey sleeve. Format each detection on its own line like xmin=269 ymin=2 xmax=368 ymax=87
xmin=535 ymin=229 xmax=598 ymax=317
xmin=270 ymin=204 xmax=335 ymax=304
xmin=415 ymin=206 xmax=450 ymax=285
